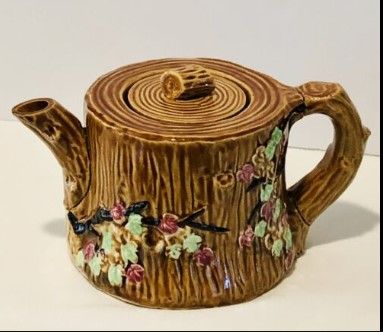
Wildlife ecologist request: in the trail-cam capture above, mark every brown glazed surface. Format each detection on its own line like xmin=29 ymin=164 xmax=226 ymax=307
xmin=11 ymin=99 xmax=90 ymax=209
xmin=12 ymin=58 xmax=370 ymax=308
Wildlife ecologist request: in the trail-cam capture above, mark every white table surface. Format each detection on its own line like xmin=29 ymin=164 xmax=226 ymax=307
xmin=0 ymin=121 xmax=379 ymax=331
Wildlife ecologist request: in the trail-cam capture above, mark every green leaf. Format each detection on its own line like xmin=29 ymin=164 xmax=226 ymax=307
xmin=101 ymin=231 xmax=113 ymax=254
xmin=88 ymin=255 xmax=102 ymax=276
xmin=271 ymin=127 xmax=283 ymax=145
xmin=121 ymin=241 xmax=138 ymax=265
xmin=167 ymin=243 xmax=182 ymax=259
xmin=125 ymin=213 xmax=143 ymax=236
xmin=74 ymin=251 xmax=85 ymax=269
xmin=183 ymin=233 xmax=202 ymax=253
xmin=271 ymin=239 xmax=283 ymax=257
xmin=254 ymin=220 xmax=267 ymax=237
xmin=272 ymin=198 xmax=282 ymax=222
xmin=265 ymin=142 xmax=276 ymax=160
xmin=283 ymin=227 xmax=293 ymax=250
xmin=260 ymin=183 xmax=273 ymax=202
xmin=108 ymin=264 xmax=123 ymax=287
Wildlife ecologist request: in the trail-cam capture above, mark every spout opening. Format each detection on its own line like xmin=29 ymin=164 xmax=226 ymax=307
xmin=12 ymin=98 xmax=53 ymax=117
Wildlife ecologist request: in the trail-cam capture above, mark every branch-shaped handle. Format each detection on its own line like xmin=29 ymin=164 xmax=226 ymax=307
xmin=288 ymin=82 xmax=370 ymax=226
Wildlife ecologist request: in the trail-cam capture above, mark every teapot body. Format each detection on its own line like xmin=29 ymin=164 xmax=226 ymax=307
xmin=69 ymin=109 xmax=301 ymax=308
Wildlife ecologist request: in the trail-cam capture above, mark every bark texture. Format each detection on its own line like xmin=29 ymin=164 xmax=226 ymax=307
xmin=12 ymin=98 xmax=90 ymax=209
xmin=69 ymin=116 xmax=290 ymax=307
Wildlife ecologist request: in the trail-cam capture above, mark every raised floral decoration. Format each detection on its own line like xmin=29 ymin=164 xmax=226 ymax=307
xmin=237 ymin=126 xmax=296 ymax=270
xmin=159 ymin=213 xmax=179 ymax=234
xmin=69 ymin=202 xmax=227 ymax=288
xmin=70 ymin=119 xmax=298 ymax=288
xmin=193 ymin=247 xmax=215 ymax=267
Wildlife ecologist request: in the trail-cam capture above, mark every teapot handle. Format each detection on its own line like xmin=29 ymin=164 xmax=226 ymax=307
xmin=287 ymin=82 xmax=370 ymax=250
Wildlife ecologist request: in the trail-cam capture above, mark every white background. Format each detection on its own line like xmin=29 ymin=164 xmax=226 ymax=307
xmin=0 ymin=1 xmax=380 ymax=329
xmin=0 ymin=0 xmax=379 ymax=155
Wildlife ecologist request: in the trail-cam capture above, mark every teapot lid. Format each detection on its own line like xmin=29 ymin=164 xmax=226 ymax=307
xmin=85 ymin=58 xmax=302 ymax=141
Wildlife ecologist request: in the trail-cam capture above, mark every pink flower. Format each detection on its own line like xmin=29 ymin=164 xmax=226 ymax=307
xmin=193 ymin=247 xmax=215 ymax=267
xmin=236 ymin=163 xmax=255 ymax=184
xmin=159 ymin=213 xmax=179 ymax=234
xmin=284 ymin=248 xmax=296 ymax=271
xmin=83 ymin=241 xmax=96 ymax=261
xmin=261 ymin=200 xmax=275 ymax=222
xmin=238 ymin=225 xmax=254 ymax=248
xmin=110 ymin=202 xmax=126 ymax=222
xmin=125 ymin=264 xmax=145 ymax=283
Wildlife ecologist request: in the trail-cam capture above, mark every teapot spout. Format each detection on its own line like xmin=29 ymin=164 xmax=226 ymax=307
xmin=12 ymin=98 xmax=90 ymax=209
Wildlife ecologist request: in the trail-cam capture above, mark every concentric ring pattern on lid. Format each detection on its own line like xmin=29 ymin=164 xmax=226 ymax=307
xmin=85 ymin=58 xmax=301 ymax=141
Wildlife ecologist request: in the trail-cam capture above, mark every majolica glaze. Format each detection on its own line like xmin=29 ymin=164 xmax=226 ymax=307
xmin=12 ymin=58 xmax=370 ymax=308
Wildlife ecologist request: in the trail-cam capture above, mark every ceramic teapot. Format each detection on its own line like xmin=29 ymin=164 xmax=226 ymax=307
xmin=12 ymin=58 xmax=370 ymax=308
